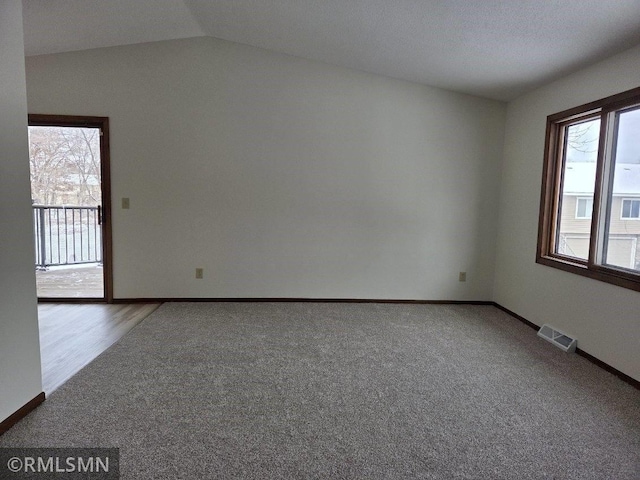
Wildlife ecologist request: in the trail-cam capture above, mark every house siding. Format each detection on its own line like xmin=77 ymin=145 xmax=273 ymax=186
xmin=559 ymin=195 xmax=640 ymax=269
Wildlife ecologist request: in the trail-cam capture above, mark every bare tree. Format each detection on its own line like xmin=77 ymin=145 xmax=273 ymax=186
xmin=28 ymin=126 xmax=101 ymax=206
xmin=60 ymin=128 xmax=101 ymax=205
xmin=29 ymin=128 xmax=68 ymax=204
xmin=567 ymin=122 xmax=599 ymax=155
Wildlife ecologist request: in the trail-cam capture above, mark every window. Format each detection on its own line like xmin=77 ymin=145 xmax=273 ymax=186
xmin=537 ymin=86 xmax=640 ymax=291
xmin=621 ymin=199 xmax=640 ymax=219
xmin=576 ymin=197 xmax=593 ymax=219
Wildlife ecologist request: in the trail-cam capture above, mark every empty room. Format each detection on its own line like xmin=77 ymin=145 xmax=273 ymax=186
xmin=1 ymin=1 xmax=639 ymax=478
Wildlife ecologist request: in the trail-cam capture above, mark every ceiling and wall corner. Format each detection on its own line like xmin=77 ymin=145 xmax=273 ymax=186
xmin=22 ymin=0 xmax=640 ymax=101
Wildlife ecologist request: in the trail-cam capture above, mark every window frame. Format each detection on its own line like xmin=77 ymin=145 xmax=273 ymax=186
xmin=620 ymin=198 xmax=640 ymax=220
xmin=575 ymin=197 xmax=593 ymax=219
xmin=537 ymin=86 xmax=640 ymax=293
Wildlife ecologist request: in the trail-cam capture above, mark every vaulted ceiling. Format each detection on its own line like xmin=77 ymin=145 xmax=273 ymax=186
xmin=21 ymin=0 xmax=640 ymax=101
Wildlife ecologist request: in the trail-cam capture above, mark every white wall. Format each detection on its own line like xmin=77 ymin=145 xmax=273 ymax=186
xmin=26 ymin=37 xmax=506 ymax=300
xmin=0 ymin=0 xmax=43 ymax=422
xmin=494 ymin=44 xmax=640 ymax=381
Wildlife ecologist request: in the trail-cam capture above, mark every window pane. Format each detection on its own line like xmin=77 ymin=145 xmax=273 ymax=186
xmin=576 ymin=198 xmax=593 ymax=219
xmin=556 ymin=119 xmax=600 ymax=259
xmin=604 ymin=107 xmax=640 ymax=271
xmin=538 ymin=88 xmax=640 ymax=292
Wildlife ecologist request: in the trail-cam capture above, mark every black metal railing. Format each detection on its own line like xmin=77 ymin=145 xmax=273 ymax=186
xmin=33 ymin=205 xmax=102 ymax=269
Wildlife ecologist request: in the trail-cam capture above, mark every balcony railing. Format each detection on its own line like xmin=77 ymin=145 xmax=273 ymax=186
xmin=33 ymin=205 xmax=102 ymax=269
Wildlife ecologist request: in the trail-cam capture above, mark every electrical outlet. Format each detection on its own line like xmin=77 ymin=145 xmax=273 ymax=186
xmin=195 ymin=268 xmax=203 ymax=279
xmin=122 ymin=197 xmax=130 ymax=209
xmin=459 ymin=271 xmax=467 ymax=282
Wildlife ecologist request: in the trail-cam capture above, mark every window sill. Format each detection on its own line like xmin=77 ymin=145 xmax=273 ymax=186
xmin=536 ymin=255 xmax=640 ymax=293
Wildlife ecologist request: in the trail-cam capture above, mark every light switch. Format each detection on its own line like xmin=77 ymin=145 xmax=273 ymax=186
xmin=122 ymin=198 xmax=130 ymax=209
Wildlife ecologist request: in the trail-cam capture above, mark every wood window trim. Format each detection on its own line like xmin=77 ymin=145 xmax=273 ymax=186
xmin=536 ymin=86 xmax=640 ymax=293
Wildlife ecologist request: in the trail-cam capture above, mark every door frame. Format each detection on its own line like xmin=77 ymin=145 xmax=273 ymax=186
xmin=28 ymin=114 xmax=113 ymax=303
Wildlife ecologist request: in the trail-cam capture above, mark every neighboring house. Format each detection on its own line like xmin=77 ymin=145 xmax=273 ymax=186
xmin=559 ymin=162 xmax=640 ymax=270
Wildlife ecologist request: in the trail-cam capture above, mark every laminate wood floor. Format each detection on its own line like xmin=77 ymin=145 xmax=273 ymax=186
xmin=38 ymin=303 xmax=161 ymax=394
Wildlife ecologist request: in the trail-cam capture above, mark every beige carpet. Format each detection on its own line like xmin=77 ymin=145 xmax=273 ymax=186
xmin=1 ymin=303 xmax=639 ymax=479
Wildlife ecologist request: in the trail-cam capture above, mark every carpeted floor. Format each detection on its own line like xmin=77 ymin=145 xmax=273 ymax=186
xmin=1 ymin=302 xmax=639 ymax=479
